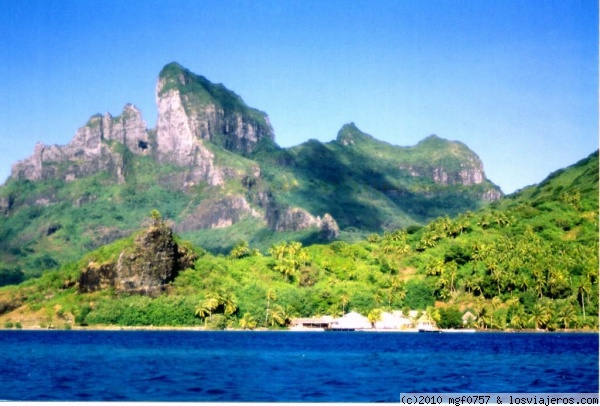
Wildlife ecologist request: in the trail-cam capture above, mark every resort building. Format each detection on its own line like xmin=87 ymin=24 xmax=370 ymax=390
xmin=289 ymin=316 xmax=333 ymax=331
xmin=374 ymin=311 xmax=413 ymax=330
xmin=289 ymin=309 xmax=436 ymax=332
xmin=416 ymin=313 xmax=439 ymax=332
xmin=329 ymin=311 xmax=372 ymax=331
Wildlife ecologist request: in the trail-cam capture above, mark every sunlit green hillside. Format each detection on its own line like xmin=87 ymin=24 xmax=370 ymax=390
xmin=0 ymin=151 xmax=596 ymax=331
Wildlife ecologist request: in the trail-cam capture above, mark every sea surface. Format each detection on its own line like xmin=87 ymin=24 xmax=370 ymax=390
xmin=0 ymin=330 xmax=597 ymax=402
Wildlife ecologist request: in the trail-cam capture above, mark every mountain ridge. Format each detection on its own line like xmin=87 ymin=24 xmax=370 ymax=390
xmin=2 ymin=62 xmax=502 ymax=279
xmin=0 ymin=142 xmax=597 ymax=331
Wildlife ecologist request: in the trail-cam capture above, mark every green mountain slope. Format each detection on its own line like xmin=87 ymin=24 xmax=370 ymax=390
xmin=0 ymin=151 xmax=597 ymax=331
xmin=255 ymin=124 xmax=500 ymax=230
xmin=0 ymin=63 xmax=502 ymax=282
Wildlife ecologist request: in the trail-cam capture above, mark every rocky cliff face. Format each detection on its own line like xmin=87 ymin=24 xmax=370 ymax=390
xmin=11 ymin=104 xmax=149 ymax=183
xmin=154 ymin=63 xmax=274 ymax=185
xmin=394 ymin=135 xmax=502 ymax=201
xmin=79 ymin=224 xmax=197 ymax=296
xmin=267 ymin=204 xmax=340 ymax=238
xmin=4 ymin=62 xmax=505 ymax=267
xmin=175 ymin=195 xmax=261 ymax=232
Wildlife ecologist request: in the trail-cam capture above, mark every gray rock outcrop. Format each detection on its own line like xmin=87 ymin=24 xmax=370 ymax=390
xmin=154 ymin=63 xmax=274 ymax=186
xmin=175 ymin=195 xmax=261 ymax=232
xmin=78 ymin=224 xmax=198 ymax=296
xmin=11 ymin=104 xmax=149 ymax=183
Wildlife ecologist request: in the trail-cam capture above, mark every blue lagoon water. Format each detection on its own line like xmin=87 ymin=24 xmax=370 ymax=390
xmin=0 ymin=331 xmax=597 ymax=401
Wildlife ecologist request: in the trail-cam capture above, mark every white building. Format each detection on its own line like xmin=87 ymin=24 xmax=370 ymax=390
xmin=374 ymin=311 xmax=413 ymax=330
xmin=329 ymin=311 xmax=372 ymax=331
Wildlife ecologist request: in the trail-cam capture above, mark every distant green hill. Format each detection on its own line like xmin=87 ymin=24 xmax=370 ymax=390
xmin=0 ymin=63 xmax=501 ymax=281
xmin=0 ymin=151 xmax=596 ymax=331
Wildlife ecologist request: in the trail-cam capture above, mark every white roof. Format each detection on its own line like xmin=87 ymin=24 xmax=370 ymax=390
xmin=375 ymin=312 xmax=413 ymax=329
xmin=331 ymin=311 xmax=372 ymax=329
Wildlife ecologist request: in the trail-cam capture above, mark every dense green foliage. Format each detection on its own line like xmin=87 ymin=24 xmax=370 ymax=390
xmin=1 ymin=152 xmax=597 ymax=331
xmin=252 ymin=124 xmax=499 ymax=230
xmin=0 ymin=66 xmax=505 ymax=280
xmin=0 ymin=124 xmax=499 ymax=280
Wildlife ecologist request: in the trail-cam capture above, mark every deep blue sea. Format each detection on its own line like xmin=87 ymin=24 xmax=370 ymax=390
xmin=0 ymin=330 xmax=597 ymax=402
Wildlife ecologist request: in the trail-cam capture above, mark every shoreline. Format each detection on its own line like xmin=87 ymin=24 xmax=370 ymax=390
xmin=0 ymin=325 xmax=597 ymax=333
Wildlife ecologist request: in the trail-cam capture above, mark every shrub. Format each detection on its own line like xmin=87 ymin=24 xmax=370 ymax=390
xmin=437 ymin=307 xmax=463 ymax=329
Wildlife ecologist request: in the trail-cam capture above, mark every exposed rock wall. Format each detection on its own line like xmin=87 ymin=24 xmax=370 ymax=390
xmin=400 ymin=159 xmax=486 ymax=187
xmin=155 ymin=63 xmax=274 ymax=156
xmin=153 ymin=64 xmax=274 ymax=186
xmin=78 ymin=225 xmax=198 ymax=297
xmin=155 ymin=87 xmax=223 ymax=186
xmin=11 ymin=104 xmax=149 ymax=183
xmin=320 ymin=213 xmax=340 ymax=240
xmin=175 ymin=195 xmax=261 ymax=232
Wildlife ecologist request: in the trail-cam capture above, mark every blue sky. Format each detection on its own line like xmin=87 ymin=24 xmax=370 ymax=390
xmin=0 ymin=0 xmax=597 ymax=193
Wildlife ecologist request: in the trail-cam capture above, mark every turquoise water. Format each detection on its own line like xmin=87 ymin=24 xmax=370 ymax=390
xmin=0 ymin=331 xmax=597 ymax=401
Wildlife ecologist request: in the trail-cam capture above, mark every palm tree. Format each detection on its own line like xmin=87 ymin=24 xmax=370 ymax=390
xmin=150 ymin=209 xmax=162 ymax=227
xmin=274 ymin=259 xmax=296 ymax=281
xmin=532 ymin=268 xmax=546 ymax=299
xmin=267 ymin=304 xmax=285 ymax=327
xmin=445 ymin=261 xmax=458 ymax=294
xmin=328 ymin=303 xmax=342 ymax=318
xmin=425 ymin=258 xmax=445 ymax=276
xmin=367 ymin=234 xmax=381 ymax=243
xmin=577 ymin=278 xmax=592 ymax=320
xmin=221 ymin=292 xmax=238 ymax=316
xmin=529 ymin=302 xmax=550 ymax=330
xmin=265 ymin=289 xmax=277 ymax=327
xmin=557 ymin=302 xmax=576 ymax=331
xmin=384 ymin=288 xmax=395 ymax=310
xmin=394 ymin=279 xmax=407 ymax=302
xmin=268 ymin=243 xmax=287 ymax=261
xmin=195 ymin=295 xmax=220 ymax=326
xmin=474 ymin=300 xmax=488 ymax=329
xmin=340 ymin=294 xmax=349 ymax=315
xmin=489 ymin=297 xmax=503 ymax=329
xmin=510 ymin=306 xmax=526 ymax=330
xmin=297 ymin=248 xmax=310 ymax=267
xmin=230 ymin=241 xmax=250 ymax=259
xmin=488 ymin=263 xmax=504 ymax=296
xmin=373 ymin=292 xmax=384 ymax=308
xmin=194 ymin=302 xmax=211 ymax=322
xmin=367 ymin=308 xmax=383 ymax=328
xmin=466 ymin=274 xmax=484 ymax=296
xmin=239 ymin=313 xmax=257 ymax=330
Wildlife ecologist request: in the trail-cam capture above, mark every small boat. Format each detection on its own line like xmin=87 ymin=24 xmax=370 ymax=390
xmin=418 ymin=327 xmax=441 ymax=333
xmin=416 ymin=320 xmax=440 ymax=333
xmin=441 ymin=328 xmax=476 ymax=333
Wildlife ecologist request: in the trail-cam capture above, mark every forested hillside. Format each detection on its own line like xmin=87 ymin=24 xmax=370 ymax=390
xmin=0 ymin=63 xmax=501 ymax=281
xmin=0 ymin=151 xmax=596 ymax=331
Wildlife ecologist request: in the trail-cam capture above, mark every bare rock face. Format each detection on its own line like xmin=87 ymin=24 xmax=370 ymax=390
xmin=175 ymin=195 xmax=261 ymax=232
xmin=115 ymin=226 xmax=179 ymax=296
xmin=11 ymin=104 xmax=149 ymax=183
xmin=0 ymin=194 xmax=14 ymax=216
xmin=483 ymin=188 xmax=503 ymax=201
xmin=155 ymin=84 xmax=223 ymax=186
xmin=266 ymin=205 xmax=339 ymax=240
xmin=78 ymin=225 xmax=198 ymax=296
xmin=430 ymin=159 xmax=485 ymax=186
xmin=272 ymin=207 xmax=320 ymax=232
xmin=320 ymin=213 xmax=340 ymax=240
xmin=79 ymin=262 xmax=116 ymax=293
xmin=154 ymin=63 xmax=275 ymax=186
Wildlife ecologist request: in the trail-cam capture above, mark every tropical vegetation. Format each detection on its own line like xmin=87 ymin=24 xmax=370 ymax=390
xmin=0 ymin=151 xmax=597 ymax=331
